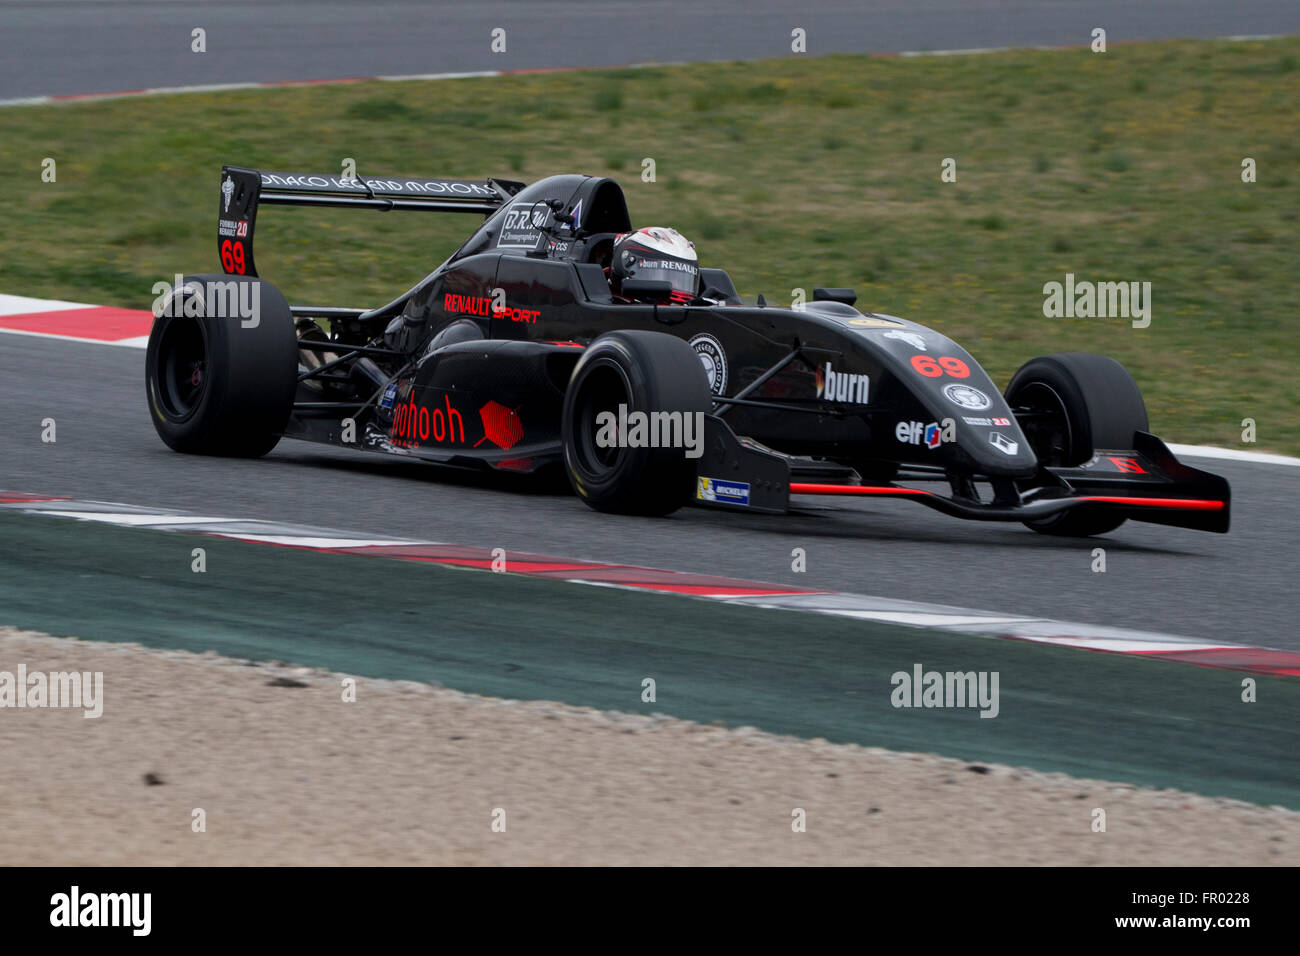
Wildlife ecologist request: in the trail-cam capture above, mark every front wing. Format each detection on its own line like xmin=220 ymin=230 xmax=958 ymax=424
xmin=693 ymin=420 xmax=1230 ymax=533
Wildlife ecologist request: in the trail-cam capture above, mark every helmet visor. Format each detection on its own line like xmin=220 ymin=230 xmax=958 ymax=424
xmin=626 ymin=255 xmax=699 ymax=296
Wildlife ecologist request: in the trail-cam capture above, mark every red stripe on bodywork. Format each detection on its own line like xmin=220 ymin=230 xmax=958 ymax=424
xmin=788 ymin=485 xmax=1225 ymax=513
xmin=1078 ymin=496 xmax=1226 ymax=511
xmin=790 ymin=483 xmax=933 ymax=497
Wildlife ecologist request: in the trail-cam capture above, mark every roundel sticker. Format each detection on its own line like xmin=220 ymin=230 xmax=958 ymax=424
xmin=688 ymin=333 xmax=728 ymax=395
xmin=942 ymin=383 xmax=991 ymax=410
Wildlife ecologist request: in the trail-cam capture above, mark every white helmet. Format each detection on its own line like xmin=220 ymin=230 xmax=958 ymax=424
xmin=611 ymin=227 xmax=700 ymax=302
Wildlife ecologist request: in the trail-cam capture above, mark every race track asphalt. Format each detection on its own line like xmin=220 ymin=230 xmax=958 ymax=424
xmin=2 ymin=0 xmax=1298 ymax=99
xmin=2 ymin=333 xmax=1295 ymax=650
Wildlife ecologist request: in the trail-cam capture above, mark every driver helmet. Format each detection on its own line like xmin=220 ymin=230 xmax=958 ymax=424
xmin=610 ymin=227 xmax=699 ymax=303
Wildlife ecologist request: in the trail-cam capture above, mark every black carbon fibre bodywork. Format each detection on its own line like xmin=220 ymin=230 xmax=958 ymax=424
xmin=204 ymin=166 xmax=1230 ymax=532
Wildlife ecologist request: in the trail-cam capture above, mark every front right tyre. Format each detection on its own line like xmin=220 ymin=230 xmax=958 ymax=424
xmin=1005 ymin=352 xmax=1148 ymax=537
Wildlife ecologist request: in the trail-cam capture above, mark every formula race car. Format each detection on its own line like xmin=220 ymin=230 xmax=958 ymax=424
xmin=145 ymin=165 xmax=1230 ymax=536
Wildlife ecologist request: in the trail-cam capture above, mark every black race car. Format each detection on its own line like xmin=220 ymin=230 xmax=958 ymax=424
xmin=145 ymin=165 xmax=1230 ymax=536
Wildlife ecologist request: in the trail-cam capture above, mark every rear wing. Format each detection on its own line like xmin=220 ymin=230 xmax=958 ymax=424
xmin=217 ymin=165 xmax=525 ymax=277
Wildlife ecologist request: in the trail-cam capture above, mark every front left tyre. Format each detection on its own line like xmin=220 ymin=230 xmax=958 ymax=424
xmin=562 ymin=330 xmax=711 ymax=516
xmin=146 ymin=274 xmax=297 ymax=457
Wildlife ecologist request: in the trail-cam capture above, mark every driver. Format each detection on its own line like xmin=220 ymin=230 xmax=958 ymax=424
xmin=608 ymin=227 xmax=700 ymax=303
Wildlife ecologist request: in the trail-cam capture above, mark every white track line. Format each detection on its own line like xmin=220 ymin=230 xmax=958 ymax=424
xmin=1166 ymin=444 xmax=1300 ymax=467
xmin=0 ymin=293 xmax=97 ymax=315
xmin=7 ymin=493 xmax=1297 ymax=677
xmin=0 ymin=36 xmax=1285 ymax=109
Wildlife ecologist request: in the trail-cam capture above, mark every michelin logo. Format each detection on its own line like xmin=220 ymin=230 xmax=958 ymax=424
xmin=697 ymin=477 xmax=750 ymax=506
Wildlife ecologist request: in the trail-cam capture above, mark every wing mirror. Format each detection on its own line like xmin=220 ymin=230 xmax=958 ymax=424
xmin=813 ymin=287 xmax=857 ymax=306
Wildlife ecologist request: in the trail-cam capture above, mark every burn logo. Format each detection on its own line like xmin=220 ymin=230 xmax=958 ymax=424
xmin=815 ymin=362 xmax=870 ymax=405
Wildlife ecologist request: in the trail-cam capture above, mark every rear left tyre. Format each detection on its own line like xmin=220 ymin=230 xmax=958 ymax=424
xmin=145 ymin=274 xmax=297 ymax=457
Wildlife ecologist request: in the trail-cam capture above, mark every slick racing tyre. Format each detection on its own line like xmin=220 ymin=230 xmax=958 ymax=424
xmin=1005 ymin=352 xmax=1149 ymax=537
xmin=146 ymin=274 xmax=297 ymax=457
xmin=562 ymin=330 xmax=711 ymax=516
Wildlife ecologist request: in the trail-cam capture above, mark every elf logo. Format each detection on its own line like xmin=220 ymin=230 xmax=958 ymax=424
xmin=815 ymin=363 xmax=870 ymax=404
xmin=896 ymin=419 xmax=954 ymax=448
